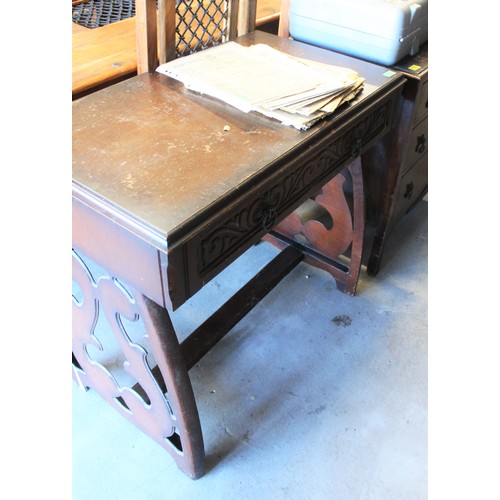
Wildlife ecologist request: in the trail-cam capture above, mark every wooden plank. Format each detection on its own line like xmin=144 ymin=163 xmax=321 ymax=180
xmin=136 ymin=0 xmax=158 ymax=74
xmin=256 ymin=0 xmax=281 ymax=25
xmin=158 ymin=0 xmax=177 ymax=64
xmin=72 ymin=21 xmax=89 ymax=34
xmin=72 ymin=18 xmax=138 ymax=96
xmin=180 ymin=245 xmax=303 ymax=370
xmin=278 ymin=0 xmax=290 ymax=38
xmin=238 ymin=0 xmax=256 ymax=35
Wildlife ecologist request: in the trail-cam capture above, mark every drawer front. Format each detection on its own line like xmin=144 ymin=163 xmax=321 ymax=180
xmin=414 ymin=80 xmax=428 ymax=124
xmin=395 ymin=154 xmax=428 ymax=219
xmin=404 ymin=117 xmax=428 ymax=173
xmin=177 ymin=85 xmax=403 ymax=301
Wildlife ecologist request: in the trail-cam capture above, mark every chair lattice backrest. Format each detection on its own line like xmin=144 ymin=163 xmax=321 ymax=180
xmin=72 ymin=0 xmax=136 ymax=29
xmin=176 ymin=0 xmax=235 ymax=56
xmin=136 ymin=0 xmax=256 ymax=73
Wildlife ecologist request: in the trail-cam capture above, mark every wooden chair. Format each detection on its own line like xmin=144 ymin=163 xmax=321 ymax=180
xmin=135 ymin=0 xmax=255 ymax=73
xmin=72 ymin=0 xmax=281 ymax=98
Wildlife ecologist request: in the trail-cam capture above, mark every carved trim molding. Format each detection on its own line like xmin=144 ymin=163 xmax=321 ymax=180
xmin=199 ymin=101 xmax=390 ymax=276
xmin=72 ymin=249 xmax=204 ymax=478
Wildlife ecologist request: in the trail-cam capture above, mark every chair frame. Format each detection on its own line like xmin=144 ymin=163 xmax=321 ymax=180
xmin=277 ymin=0 xmax=290 ymax=37
xmin=135 ymin=0 xmax=258 ymax=74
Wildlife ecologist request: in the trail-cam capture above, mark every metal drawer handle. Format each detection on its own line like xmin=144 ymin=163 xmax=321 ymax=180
xmin=403 ymin=182 xmax=414 ymax=200
xmin=415 ymin=134 xmax=426 ymax=154
xmin=262 ymin=204 xmax=278 ymax=231
xmin=351 ymin=136 xmax=362 ymax=159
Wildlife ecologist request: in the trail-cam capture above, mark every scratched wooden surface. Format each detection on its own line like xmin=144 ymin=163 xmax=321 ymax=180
xmin=73 ymin=31 xmax=400 ymax=243
xmin=72 ymin=0 xmax=282 ymax=96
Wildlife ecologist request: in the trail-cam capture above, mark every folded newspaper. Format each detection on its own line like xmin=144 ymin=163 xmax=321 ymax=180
xmin=156 ymin=42 xmax=365 ymax=130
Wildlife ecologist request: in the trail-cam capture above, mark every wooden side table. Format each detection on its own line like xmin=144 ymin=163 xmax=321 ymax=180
xmin=72 ymin=31 xmax=404 ymax=478
xmin=362 ymin=44 xmax=428 ymax=276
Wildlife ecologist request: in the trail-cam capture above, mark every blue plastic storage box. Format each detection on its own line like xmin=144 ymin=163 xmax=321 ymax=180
xmin=289 ymin=0 xmax=428 ymax=66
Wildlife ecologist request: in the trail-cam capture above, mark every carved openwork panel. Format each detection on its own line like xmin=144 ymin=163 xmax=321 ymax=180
xmin=72 ymin=249 xmax=204 ymax=477
xmin=274 ymin=167 xmax=355 ymax=261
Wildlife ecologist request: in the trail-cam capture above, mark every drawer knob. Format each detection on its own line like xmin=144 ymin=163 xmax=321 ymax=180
xmin=416 ymin=134 xmax=426 ymax=154
xmin=351 ymin=136 xmax=362 ymax=159
xmin=403 ymin=182 xmax=414 ymax=200
xmin=262 ymin=204 xmax=278 ymax=230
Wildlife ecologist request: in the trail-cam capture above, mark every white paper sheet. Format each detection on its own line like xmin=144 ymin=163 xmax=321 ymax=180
xmin=156 ymin=42 xmax=365 ymax=130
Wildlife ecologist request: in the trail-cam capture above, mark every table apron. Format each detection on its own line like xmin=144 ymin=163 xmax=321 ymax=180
xmin=72 ymin=197 xmax=169 ymax=309
xmin=168 ymin=82 xmax=403 ymax=306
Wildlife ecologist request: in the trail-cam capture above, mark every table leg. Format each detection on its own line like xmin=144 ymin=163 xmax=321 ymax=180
xmin=265 ymin=157 xmax=364 ymax=296
xmin=72 ymin=249 xmax=205 ymax=479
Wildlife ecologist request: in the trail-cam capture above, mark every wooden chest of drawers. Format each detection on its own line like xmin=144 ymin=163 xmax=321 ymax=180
xmin=362 ymin=44 xmax=428 ymax=276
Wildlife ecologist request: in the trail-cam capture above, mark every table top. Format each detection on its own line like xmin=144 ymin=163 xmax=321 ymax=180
xmin=73 ymin=32 xmax=403 ymax=254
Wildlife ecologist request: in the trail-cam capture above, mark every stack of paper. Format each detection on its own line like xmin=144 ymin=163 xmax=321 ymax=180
xmin=156 ymin=42 xmax=365 ymax=130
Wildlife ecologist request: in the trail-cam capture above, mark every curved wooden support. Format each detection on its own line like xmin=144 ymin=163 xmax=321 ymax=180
xmin=265 ymin=157 xmax=364 ymax=295
xmin=72 ymin=250 xmax=204 ymax=479
xmin=72 ymin=243 xmax=303 ymax=478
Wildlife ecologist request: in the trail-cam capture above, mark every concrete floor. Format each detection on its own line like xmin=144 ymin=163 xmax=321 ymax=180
xmin=72 ymin=199 xmax=428 ymax=500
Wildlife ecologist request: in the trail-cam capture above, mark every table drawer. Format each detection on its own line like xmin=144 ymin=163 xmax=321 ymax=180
xmin=414 ymin=80 xmax=428 ymax=124
xmin=404 ymin=117 xmax=428 ymax=173
xmin=395 ymin=154 xmax=428 ymax=218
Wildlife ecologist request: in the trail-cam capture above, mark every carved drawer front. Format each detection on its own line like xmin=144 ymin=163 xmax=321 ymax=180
xmin=414 ymin=80 xmax=428 ymax=124
xmin=192 ymin=96 xmax=398 ymax=285
xmin=396 ymin=154 xmax=428 ymax=218
xmin=404 ymin=117 xmax=428 ymax=174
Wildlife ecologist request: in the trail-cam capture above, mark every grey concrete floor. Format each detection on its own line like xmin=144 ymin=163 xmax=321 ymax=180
xmin=72 ymin=199 xmax=428 ymax=500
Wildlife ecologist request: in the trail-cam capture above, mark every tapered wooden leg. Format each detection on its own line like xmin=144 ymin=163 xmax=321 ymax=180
xmin=72 ymin=249 xmax=205 ymax=479
xmin=265 ymin=157 xmax=365 ymax=296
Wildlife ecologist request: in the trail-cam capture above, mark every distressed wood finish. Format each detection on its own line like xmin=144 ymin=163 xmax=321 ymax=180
xmin=73 ymin=31 xmax=405 ymax=478
xmin=73 ymin=32 xmax=404 ymax=310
